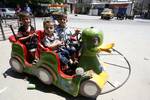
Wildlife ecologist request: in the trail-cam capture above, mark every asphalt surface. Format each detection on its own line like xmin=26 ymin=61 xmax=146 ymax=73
xmin=0 ymin=14 xmax=150 ymax=100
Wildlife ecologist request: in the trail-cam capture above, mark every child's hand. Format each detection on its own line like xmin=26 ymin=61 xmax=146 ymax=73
xmin=32 ymin=32 xmax=37 ymax=36
xmin=75 ymin=29 xmax=80 ymax=34
xmin=29 ymin=33 xmax=37 ymax=37
xmin=61 ymin=40 xmax=65 ymax=45
xmin=33 ymin=32 xmax=37 ymax=36
xmin=55 ymin=40 xmax=62 ymax=46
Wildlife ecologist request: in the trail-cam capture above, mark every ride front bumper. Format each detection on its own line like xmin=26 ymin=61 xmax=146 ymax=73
xmin=86 ymin=70 xmax=108 ymax=92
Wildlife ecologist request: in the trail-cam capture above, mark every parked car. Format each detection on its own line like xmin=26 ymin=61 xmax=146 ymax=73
xmin=101 ymin=8 xmax=114 ymax=20
xmin=117 ymin=12 xmax=125 ymax=20
xmin=0 ymin=8 xmax=16 ymax=18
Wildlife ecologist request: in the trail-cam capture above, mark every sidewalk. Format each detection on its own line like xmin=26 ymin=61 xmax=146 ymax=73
xmin=68 ymin=14 xmax=150 ymax=22
xmin=1 ymin=14 xmax=150 ymax=41
xmin=68 ymin=14 xmax=100 ymax=20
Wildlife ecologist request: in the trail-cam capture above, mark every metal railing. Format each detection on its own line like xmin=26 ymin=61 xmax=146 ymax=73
xmin=0 ymin=17 xmax=6 ymax=40
xmin=0 ymin=15 xmax=36 ymax=41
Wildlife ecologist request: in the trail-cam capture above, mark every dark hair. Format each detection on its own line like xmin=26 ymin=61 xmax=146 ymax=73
xmin=18 ymin=12 xmax=30 ymax=19
xmin=43 ymin=18 xmax=54 ymax=27
xmin=57 ymin=13 xmax=67 ymax=20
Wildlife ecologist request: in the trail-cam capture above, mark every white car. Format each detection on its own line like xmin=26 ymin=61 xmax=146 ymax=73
xmin=101 ymin=8 xmax=114 ymax=20
xmin=0 ymin=8 xmax=16 ymax=18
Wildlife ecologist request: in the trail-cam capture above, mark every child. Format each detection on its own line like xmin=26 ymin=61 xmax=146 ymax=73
xmin=41 ymin=18 xmax=62 ymax=50
xmin=17 ymin=12 xmax=38 ymax=64
xmin=55 ymin=14 xmax=80 ymax=73
xmin=41 ymin=18 xmax=71 ymax=71
xmin=69 ymin=28 xmax=81 ymax=50
xmin=55 ymin=13 xmax=72 ymax=41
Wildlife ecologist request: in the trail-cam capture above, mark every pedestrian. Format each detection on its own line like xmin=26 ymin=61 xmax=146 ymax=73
xmin=24 ymin=3 xmax=32 ymax=15
xmin=15 ymin=4 xmax=21 ymax=15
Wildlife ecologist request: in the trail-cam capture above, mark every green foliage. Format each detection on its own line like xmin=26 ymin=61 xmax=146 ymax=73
xmin=6 ymin=0 xmax=25 ymax=6
xmin=54 ymin=0 xmax=64 ymax=3
xmin=4 ymin=0 xmax=65 ymax=7
xmin=30 ymin=0 xmax=64 ymax=4
xmin=28 ymin=0 xmax=51 ymax=4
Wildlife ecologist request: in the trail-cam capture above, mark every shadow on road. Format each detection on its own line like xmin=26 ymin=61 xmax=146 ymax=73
xmin=3 ymin=67 xmax=26 ymax=79
xmin=3 ymin=68 xmax=96 ymax=100
xmin=27 ymin=75 xmax=95 ymax=100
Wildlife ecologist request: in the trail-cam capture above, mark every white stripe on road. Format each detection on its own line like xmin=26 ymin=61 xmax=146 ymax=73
xmin=0 ymin=87 xmax=8 ymax=94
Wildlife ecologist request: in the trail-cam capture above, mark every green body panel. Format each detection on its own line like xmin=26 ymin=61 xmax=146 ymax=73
xmin=11 ymin=43 xmax=25 ymax=62
xmin=11 ymin=43 xmax=36 ymax=74
xmin=79 ymin=54 xmax=101 ymax=74
xmin=37 ymin=51 xmax=83 ymax=96
xmin=11 ymin=44 xmax=83 ymax=97
xmin=55 ymin=76 xmax=83 ymax=96
xmin=36 ymin=51 xmax=59 ymax=82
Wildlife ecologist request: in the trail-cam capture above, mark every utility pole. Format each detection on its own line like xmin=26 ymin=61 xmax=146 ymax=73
xmin=0 ymin=18 xmax=6 ymax=40
xmin=130 ymin=0 xmax=135 ymax=16
xmin=141 ymin=0 xmax=145 ymax=13
xmin=72 ymin=0 xmax=77 ymax=14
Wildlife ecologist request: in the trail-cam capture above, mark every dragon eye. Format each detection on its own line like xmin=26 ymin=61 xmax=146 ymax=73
xmin=93 ymin=36 xmax=100 ymax=46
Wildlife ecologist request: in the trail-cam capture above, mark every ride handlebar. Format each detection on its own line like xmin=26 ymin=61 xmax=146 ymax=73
xmin=9 ymin=25 xmax=18 ymax=41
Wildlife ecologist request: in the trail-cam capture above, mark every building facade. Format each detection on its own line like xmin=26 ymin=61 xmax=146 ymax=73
xmin=70 ymin=0 xmax=133 ymax=16
xmin=134 ymin=0 xmax=150 ymax=13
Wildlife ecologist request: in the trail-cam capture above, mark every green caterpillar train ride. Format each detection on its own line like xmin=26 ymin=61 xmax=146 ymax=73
xmin=8 ymin=27 xmax=131 ymax=99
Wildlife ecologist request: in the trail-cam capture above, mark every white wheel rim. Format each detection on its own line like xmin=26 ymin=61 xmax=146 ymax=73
xmin=37 ymin=68 xmax=52 ymax=85
xmin=10 ymin=58 xmax=23 ymax=73
xmin=83 ymin=81 xmax=98 ymax=96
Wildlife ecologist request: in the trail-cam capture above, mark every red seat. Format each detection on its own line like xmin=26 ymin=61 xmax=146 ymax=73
xmin=9 ymin=35 xmax=17 ymax=42
xmin=35 ymin=30 xmax=76 ymax=78
xmin=35 ymin=30 xmax=52 ymax=58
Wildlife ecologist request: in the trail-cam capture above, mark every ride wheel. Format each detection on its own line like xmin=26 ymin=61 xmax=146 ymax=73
xmin=97 ymin=48 xmax=131 ymax=94
xmin=36 ymin=68 xmax=53 ymax=85
xmin=9 ymin=57 xmax=23 ymax=73
xmin=80 ymin=80 xmax=101 ymax=98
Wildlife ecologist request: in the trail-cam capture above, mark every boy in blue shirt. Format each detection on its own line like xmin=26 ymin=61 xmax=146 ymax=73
xmin=55 ymin=14 xmax=80 ymax=73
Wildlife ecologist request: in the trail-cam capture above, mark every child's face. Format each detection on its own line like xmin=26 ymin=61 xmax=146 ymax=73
xmin=58 ymin=17 xmax=68 ymax=28
xmin=21 ymin=17 xmax=31 ymax=26
xmin=44 ymin=22 xmax=54 ymax=35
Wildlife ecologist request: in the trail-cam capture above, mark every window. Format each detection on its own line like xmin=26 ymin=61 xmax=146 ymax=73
xmin=2 ymin=9 xmax=6 ymax=12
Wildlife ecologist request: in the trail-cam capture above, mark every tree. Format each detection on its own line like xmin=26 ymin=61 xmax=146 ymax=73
xmin=30 ymin=0 xmax=64 ymax=4
xmin=54 ymin=0 xmax=64 ymax=3
xmin=3 ymin=0 xmax=65 ymax=8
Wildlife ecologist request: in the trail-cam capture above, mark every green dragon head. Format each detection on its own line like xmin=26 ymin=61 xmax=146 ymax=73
xmin=82 ymin=27 xmax=103 ymax=53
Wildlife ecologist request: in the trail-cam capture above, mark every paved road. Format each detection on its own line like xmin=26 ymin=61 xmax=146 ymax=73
xmin=0 ymin=15 xmax=150 ymax=100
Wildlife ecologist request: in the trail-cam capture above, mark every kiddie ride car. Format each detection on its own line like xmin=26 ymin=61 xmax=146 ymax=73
xmin=9 ymin=27 xmax=131 ymax=99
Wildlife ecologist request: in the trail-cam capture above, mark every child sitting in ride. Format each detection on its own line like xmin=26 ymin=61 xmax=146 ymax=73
xmin=55 ymin=13 xmax=72 ymax=40
xmin=41 ymin=18 xmax=62 ymax=50
xmin=17 ymin=12 xmax=38 ymax=64
xmin=55 ymin=13 xmax=80 ymax=70
xmin=41 ymin=18 xmax=74 ymax=73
